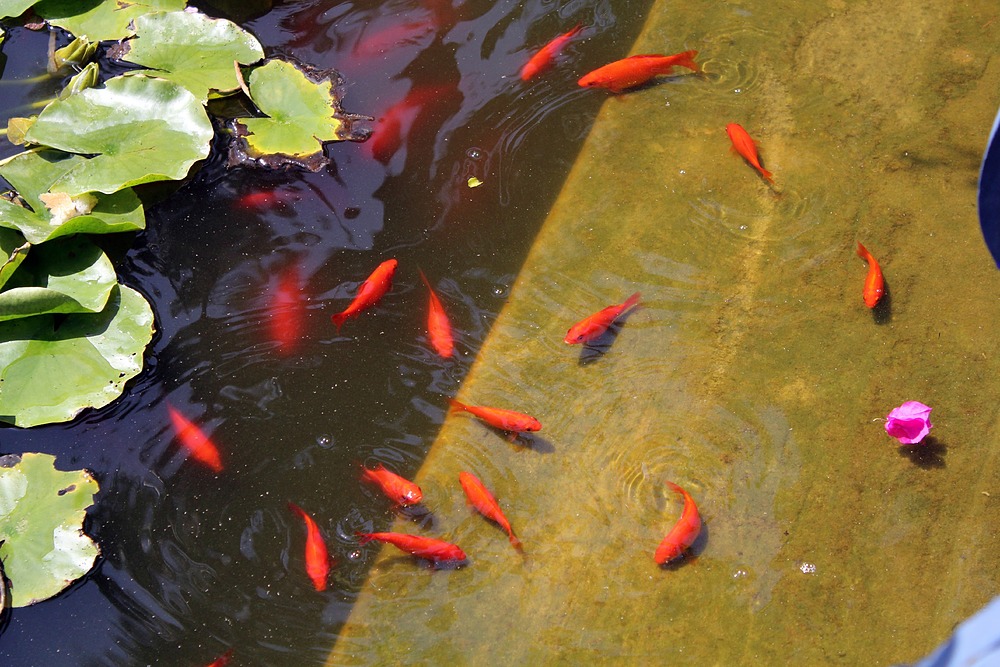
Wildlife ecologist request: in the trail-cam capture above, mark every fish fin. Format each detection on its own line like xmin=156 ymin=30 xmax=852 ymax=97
xmin=417 ymin=267 xmax=433 ymax=291
xmin=566 ymin=23 xmax=584 ymax=38
xmin=672 ymin=49 xmax=701 ymax=73
xmin=447 ymin=398 xmax=467 ymax=413
xmin=331 ymin=312 xmax=347 ymax=332
xmin=622 ymin=292 xmax=641 ymax=312
xmin=760 ymin=167 xmax=774 ymax=184
xmin=856 ymin=242 xmax=870 ymax=260
xmin=355 ymin=532 xmax=375 ymax=546
xmin=510 ymin=535 xmax=524 ymax=553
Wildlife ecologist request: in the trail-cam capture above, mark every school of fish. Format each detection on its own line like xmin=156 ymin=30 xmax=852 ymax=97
xmin=184 ymin=18 xmax=899 ymax=661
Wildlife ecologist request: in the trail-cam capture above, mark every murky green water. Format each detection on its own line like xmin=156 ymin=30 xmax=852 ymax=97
xmin=332 ymin=1 xmax=1000 ymax=665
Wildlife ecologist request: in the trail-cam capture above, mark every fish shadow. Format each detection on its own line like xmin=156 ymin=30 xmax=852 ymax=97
xmin=659 ymin=522 xmax=709 ymax=571
xmin=897 ymin=436 xmax=946 ymax=469
xmin=398 ymin=504 xmax=439 ymax=531
xmin=872 ymin=282 xmax=892 ymax=324
xmin=478 ymin=424 xmax=555 ymax=453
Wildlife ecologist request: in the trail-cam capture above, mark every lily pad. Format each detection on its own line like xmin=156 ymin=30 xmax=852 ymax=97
xmin=0 ymin=284 xmax=155 ymax=427
xmin=233 ymin=59 xmax=363 ymax=170
xmin=0 ymin=228 xmax=28 ymax=291
xmin=119 ymin=10 xmax=265 ymax=104
xmin=0 ymin=235 xmax=116 ymax=322
xmin=35 ymin=0 xmax=186 ymax=42
xmin=0 ymin=453 xmax=99 ymax=607
xmin=0 ymin=1 xmax=36 ymax=20
xmin=23 ymin=75 xmax=213 ymax=195
xmin=0 ymin=149 xmax=145 ymax=244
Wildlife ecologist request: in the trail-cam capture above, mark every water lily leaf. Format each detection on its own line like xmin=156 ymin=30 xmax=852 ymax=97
xmin=6 ymin=117 xmax=36 ymax=146
xmin=23 ymin=75 xmax=213 ymax=195
xmin=0 ymin=150 xmax=145 ymax=244
xmin=0 ymin=235 xmax=116 ymax=322
xmin=58 ymin=62 xmax=100 ymax=100
xmin=0 ymin=1 xmax=36 ymax=20
xmin=49 ymin=35 xmax=97 ymax=74
xmin=0 ymin=284 xmax=154 ymax=427
xmin=234 ymin=59 xmax=356 ymax=169
xmin=0 ymin=228 xmax=29 ymax=291
xmin=119 ymin=10 xmax=264 ymax=104
xmin=0 ymin=453 xmax=99 ymax=607
xmin=35 ymin=0 xmax=186 ymax=42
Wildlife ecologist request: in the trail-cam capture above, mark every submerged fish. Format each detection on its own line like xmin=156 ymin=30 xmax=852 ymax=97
xmin=726 ymin=123 xmax=773 ymax=184
xmin=167 ymin=404 xmax=223 ymax=473
xmin=418 ymin=269 xmax=455 ymax=358
xmin=565 ymin=292 xmax=641 ymax=344
xmin=331 ymin=259 xmax=398 ymax=332
xmin=269 ymin=263 xmax=305 ymax=355
xmin=448 ymin=399 xmax=542 ymax=436
xmin=520 ymin=24 xmax=583 ymax=81
xmin=459 ymin=471 xmax=522 ymax=551
xmin=654 ymin=481 xmax=702 ymax=566
xmin=361 ymin=464 xmax=423 ymax=506
xmin=578 ymin=50 xmax=700 ymax=93
xmin=356 ymin=531 xmax=467 ymax=564
xmin=287 ymin=502 xmax=331 ymax=591
xmin=205 ymin=649 xmax=234 ymax=667
xmin=856 ymin=242 xmax=886 ymax=309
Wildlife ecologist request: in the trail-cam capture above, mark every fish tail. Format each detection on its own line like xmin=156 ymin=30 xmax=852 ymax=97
xmin=664 ymin=480 xmax=683 ymax=495
xmin=856 ymin=242 xmax=870 ymax=261
xmin=674 ymin=49 xmax=701 ymax=73
xmin=331 ymin=312 xmax=348 ymax=332
xmin=355 ymin=532 xmax=375 ymax=545
xmin=567 ymin=23 xmax=584 ymax=38
xmin=287 ymin=501 xmax=305 ymax=518
xmin=509 ymin=534 xmax=524 ymax=552
xmin=760 ymin=167 xmax=774 ymax=183
xmin=447 ymin=398 xmax=468 ymax=413
xmin=622 ymin=292 xmax=641 ymax=311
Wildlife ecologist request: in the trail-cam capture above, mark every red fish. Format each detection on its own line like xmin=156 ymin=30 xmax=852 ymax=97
xmin=726 ymin=123 xmax=773 ymax=184
xmin=356 ymin=531 xmax=467 ymax=564
xmin=418 ymin=269 xmax=455 ymax=358
xmin=352 ymin=20 xmax=435 ymax=59
xmin=287 ymin=502 xmax=331 ymax=591
xmin=270 ymin=263 xmax=305 ymax=355
xmin=564 ymin=292 xmax=640 ymax=344
xmin=361 ymin=464 xmax=423 ymax=506
xmin=167 ymin=404 xmax=223 ymax=473
xmin=654 ymin=481 xmax=702 ymax=566
xmin=205 ymin=649 xmax=233 ymax=667
xmin=578 ymin=50 xmax=700 ymax=93
xmin=459 ymin=471 xmax=522 ymax=551
xmin=520 ymin=24 xmax=583 ymax=81
xmin=331 ymin=258 xmax=398 ymax=332
xmin=367 ymin=85 xmax=451 ymax=163
xmin=235 ymin=188 xmax=295 ymax=210
xmin=856 ymin=242 xmax=885 ymax=308
xmin=448 ymin=399 xmax=541 ymax=436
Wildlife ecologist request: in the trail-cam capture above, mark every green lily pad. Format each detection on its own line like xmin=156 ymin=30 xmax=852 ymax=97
xmin=234 ymin=59 xmax=361 ymax=170
xmin=23 ymin=75 xmax=213 ymax=195
xmin=0 ymin=284 xmax=155 ymax=427
xmin=0 ymin=149 xmax=145 ymax=244
xmin=119 ymin=10 xmax=264 ymax=104
xmin=0 ymin=1 xmax=36 ymax=20
xmin=0 ymin=228 xmax=29 ymax=290
xmin=0 ymin=235 xmax=116 ymax=322
xmin=0 ymin=452 xmax=99 ymax=607
xmin=35 ymin=0 xmax=186 ymax=42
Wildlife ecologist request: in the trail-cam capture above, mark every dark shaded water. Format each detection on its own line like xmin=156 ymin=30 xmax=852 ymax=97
xmin=0 ymin=0 xmax=651 ymax=664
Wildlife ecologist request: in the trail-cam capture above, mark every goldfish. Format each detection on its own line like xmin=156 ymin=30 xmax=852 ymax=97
xmin=565 ymin=292 xmax=641 ymax=344
xmin=270 ymin=263 xmax=305 ymax=355
xmin=520 ymin=24 xmax=583 ymax=81
xmin=205 ymin=649 xmax=234 ymax=667
xmin=459 ymin=472 xmax=522 ymax=551
xmin=331 ymin=258 xmax=398 ymax=332
xmin=356 ymin=531 xmax=467 ymax=564
xmin=578 ymin=50 xmax=700 ymax=93
xmin=367 ymin=85 xmax=452 ymax=163
xmin=351 ymin=20 xmax=435 ymax=60
xmin=361 ymin=464 xmax=423 ymax=506
xmin=448 ymin=399 xmax=542 ymax=437
xmin=235 ymin=188 xmax=295 ymax=211
xmin=167 ymin=404 xmax=223 ymax=473
xmin=287 ymin=502 xmax=331 ymax=591
xmin=856 ymin=242 xmax=886 ymax=308
xmin=654 ymin=481 xmax=702 ymax=566
xmin=418 ymin=269 xmax=455 ymax=358
xmin=726 ymin=123 xmax=774 ymax=184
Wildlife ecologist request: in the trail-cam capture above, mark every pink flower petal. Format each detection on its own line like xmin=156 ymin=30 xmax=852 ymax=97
xmin=885 ymin=401 xmax=933 ymax=445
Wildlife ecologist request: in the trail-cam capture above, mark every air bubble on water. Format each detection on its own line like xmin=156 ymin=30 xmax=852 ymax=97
xmin=733 ymin=569 xmax=748 ymax=579
xmin=466 ymin=147 xmax=483 ymax=160
xmin=799 ymin=562 xmax=817 ymax=574
xmin=679 ymin=169 xmax=686 ymax=175
xmin=734 ymin=88 xmax=742 ymax=94
xmin=316 ymin=434 xmax=334 ymax=449
xmin=739 ymin=225 xmax=748 ymax=231
xmin=348 ymin=550 xmax=362 ymax=560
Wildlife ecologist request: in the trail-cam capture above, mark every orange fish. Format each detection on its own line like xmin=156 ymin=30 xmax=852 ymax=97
xmin=578 ymin=50 xmax=700 ymax=93
xmin=167 ymin=404 xmax=223 ymax=473
xmin=726 ymin=123 xmax=773 ymax=184
xmin=270 ymin=263 xmax=305 ymax=355
xmin=418 ymin=269 xmax=455 ymax=358
xmin=448 ymin=399 xmax=542 ymax=436
xmin=361 ymin=464 xmax=423 ymax=506
xmin=654 ymin=481 xmax=702 ymax=566
xmin=367 ymin=85 xmax=452 ymax=163
xmin=459 ymin=472 xmax=522 ymax=551
xmin=520 ymin=24 xmax=583 ymax=81
xmin=331 ymin=258 xmax=398 ymax=332
xmin=856 ymin=242 xmax=885 ymax=308
xmin=356 ymin=531 xmax=467 ymax=564
xmin=287 ymin=502 xmax=331 ymax=591
xmin=565 ymin=292 xmax=640 ymax=344
xmin=205 ymin=649 xmax=234 ymax=667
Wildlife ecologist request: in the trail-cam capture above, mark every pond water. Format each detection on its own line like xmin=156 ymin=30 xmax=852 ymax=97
xmin=0 ymin=0 xmax=651 ymax=664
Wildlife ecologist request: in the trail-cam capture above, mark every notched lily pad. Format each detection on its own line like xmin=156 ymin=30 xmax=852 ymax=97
xmin=0 ymin=284 xmax=155 ymax=427
xmin=0 ymin=453 xmax=99 ymax=607
xmin=117 ymin=10 xmax=265 ymax=104
xmin=23 ymin=75 xmax=214 ymax=195
xmin=228 ymin=58 xmax=370 ymax=171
